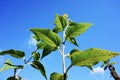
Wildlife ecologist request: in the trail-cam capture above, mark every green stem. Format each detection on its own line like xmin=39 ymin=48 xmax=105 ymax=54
xmin=26 ymin=56 xmax=32 ymax=63
xmin=14 ymin=68 xmax=17 ymax=79
xmin=66 ymin=65 xmax=72 ymax=74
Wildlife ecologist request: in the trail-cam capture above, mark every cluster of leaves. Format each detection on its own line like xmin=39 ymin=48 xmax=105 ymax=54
xmin=0 ymin=14 xmax=119 ymax=80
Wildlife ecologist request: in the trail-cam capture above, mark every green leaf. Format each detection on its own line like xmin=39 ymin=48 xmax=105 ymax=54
xmin=50 ymin=72 xmax=64 ymax=80
xmin=67 ymin=37 xmax=79 ymax=47
xmin=31 ymin=61 xmax=47 ymax=80
xmin=7 ymin=76 xmax=21 ymax=80
xmin=0 ymin=59 xmax=23 ymax=72
xmin=37 ymin=41 xmax=57 ymax=59
xmin=30 ymin=28 xmax=61 ymax=48
xmin=65 ymin=22 xmax=92 ymax=39
xmin=0 ymin=49 xmax=25 ymax=59
xmin=65 ymin=22 xmax=92 ymax=46
xmin=68 ymin=48 xmax=119 ymax=70
xmin=32 ymin=52 xmax=40 ymax=61
xmin=37 ymin=41 xmax=46 ymax=49
xmin=41 ymin=45 xmax=57 ymax=59
xmin=32 ymin=35 xmax=39 ymax=41
xmin=53 ymin=14 xmax=67 ymax=33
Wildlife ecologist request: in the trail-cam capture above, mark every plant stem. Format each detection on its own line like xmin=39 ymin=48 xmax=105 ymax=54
xmin=26 ymin=56 xmax=32 ymax=63
xmin=58 ymin=47 xmax=66 ymax=80
xmin=14 ymin=68 xmax=17 ymax=79
xmin=61 ymin=24 xmax=69 ymax=80
xmin=15 ymin=62 xmax=32 ymax=76
xmin=66 ymin=65 xmax=72 ymax=74
xmin=107 ymin=64 xmax=120 ymax=80
xmin=62 ymin=44 xmax=66 ymax=76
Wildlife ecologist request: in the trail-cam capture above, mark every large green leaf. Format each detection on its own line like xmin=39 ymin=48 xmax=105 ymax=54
xmin=7 ymin=76 xmax=21 ymax=80
xmin=0 ymin=59 xmax=23 ymax=72
xmin=68 ymin=48 xmax=119 ymax=69
xmin=53 ymin=14 xmax=67 ymax=33
xmin=31 ymin=61 xmax=47 ymax=80
xmin=0 ymin=49 xmax=25 ymax=59
xmin=32 ymin=52 xmax=40 ymax=61
xmin=65 ymin=22 xmax=92 ymax=39
xmin=30 ymin=28 xmax=61 ymax=48
xmin=50 ymin=72 xmax=64 ymax=80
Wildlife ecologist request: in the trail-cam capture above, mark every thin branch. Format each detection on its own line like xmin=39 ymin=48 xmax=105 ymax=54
xmin=26 ymin=48 xmax=38 ymax=63
xmin=15 ymin=48 xmax=38 ymax=76
xmin=14 ymin=68 xmax=17 ymax=79
xmin=26 ymin=56 xmax=32 ymax=63
xmin=15 ymin=62 xmax=32 ymax=76
xmin=66 ymin=65 xmax=72 ymax=74
xmin=107 ymin=64 xmax=120 ymax=80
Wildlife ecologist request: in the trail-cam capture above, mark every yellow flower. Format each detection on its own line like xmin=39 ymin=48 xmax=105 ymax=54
xmin=63 ymin=14 xmax=68 ymax=19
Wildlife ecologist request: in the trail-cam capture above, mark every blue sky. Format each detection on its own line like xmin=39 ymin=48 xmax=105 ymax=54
xmin=0 ymin=0 xmax=120 ymax=80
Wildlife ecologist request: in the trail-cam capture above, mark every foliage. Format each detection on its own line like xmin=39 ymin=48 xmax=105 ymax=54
xmin=67 ymin=48 xmax=119 ymax=70
xmin=0 ymin=14 xmax=119 ymax=80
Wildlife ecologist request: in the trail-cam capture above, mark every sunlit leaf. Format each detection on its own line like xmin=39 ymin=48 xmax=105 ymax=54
xmin=32 ymin=52 xmax=40 ymax=61
xmin=0 ymin=59 xmax=23 ymax=72
xmin=50 ymin=72 xmax=64 ymax=80
xmin=31 ymin=61 xmax=47 ymax=80
xmin=7 ymin=76 xmax=21 ymax=80
xmin=65 ymin=22 xmax=92 ymax=39
xmin=53 ymin=14 xmax=67 ymax=33
xmin=65 ymin=22 xmax=92 ymax=46
xmin=30 ymin=28 xmax=61 ymax=48
xmin=0 ymin=49 xmax=25 ymax=59
xmin=68 ymin=48 xmax=119 ymax=70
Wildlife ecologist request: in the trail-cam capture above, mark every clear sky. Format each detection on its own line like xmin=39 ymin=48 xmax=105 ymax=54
xmin=0 ymin=0 xmax=120 ymax=80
